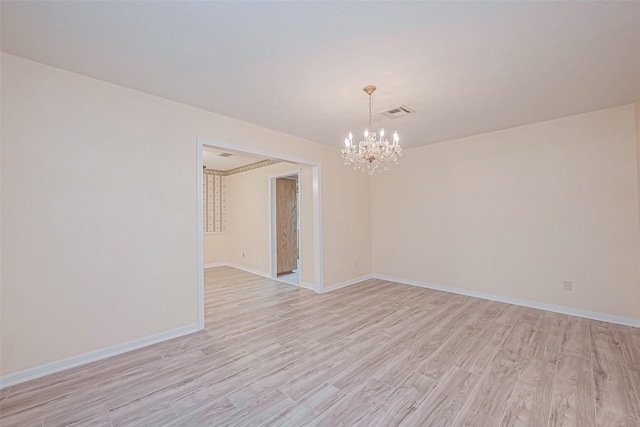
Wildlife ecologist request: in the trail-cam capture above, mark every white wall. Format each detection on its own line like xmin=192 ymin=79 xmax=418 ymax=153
xmin=0 ymin=53 xmax=372 ymax=376
xmin=372 ymin=105 xmax=640 ymax=321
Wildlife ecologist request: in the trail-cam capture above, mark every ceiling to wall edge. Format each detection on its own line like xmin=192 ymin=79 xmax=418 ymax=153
xmin=204 ymin=159 xmax=281 ymax=176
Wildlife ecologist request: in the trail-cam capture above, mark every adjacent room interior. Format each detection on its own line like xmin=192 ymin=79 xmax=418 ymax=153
xmin=1 ymin=2 xmax=640 ymax=426
xmin=201 ymin=145 xmax=312 ymax=288
xmin=273 ymin=173 xmax=301 ymax=285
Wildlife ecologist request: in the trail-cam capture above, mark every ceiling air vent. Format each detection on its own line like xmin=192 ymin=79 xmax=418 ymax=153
xmin=218 ymin=152 xmax=233 ymax=157
xmin=381 ymin=105 xmax=415 ymax=119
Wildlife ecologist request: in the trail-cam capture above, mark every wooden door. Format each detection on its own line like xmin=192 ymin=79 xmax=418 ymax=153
xmin=276 ymin=177 xmax=298 ymax=275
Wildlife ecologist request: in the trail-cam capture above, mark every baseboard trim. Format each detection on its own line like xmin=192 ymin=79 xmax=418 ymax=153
xmin=299 ymin=282 xmax=315 ymax=291
xmin=205 ymin=262 xmax=270 ymax=278
xmin=203 ymin=262 xmax=226 ymax=268
xmin=223 ymin=262 xmax=272 ymax=279
xmin=205 ymin=262 xmax=315 ymax=291
xmin=373 ymin=274 xmax=640 ymax=328
xmin=322 ymin=274 xmax=373 ymax=293
xmin=0 ymin=323 xmax=199 ymax=389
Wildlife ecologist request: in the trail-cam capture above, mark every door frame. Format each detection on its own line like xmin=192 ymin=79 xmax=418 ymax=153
xmin=270 ymin=171 xmax=301 ymax=281
xmin=195 ymin=137 xmax=324 ymax=330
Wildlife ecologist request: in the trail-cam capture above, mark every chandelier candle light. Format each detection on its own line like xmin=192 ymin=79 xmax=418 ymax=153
xmin=341 ymin=85 xmax=402 ymax=175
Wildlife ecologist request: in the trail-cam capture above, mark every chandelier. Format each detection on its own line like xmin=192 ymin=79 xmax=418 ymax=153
xmin=341 ymin=85 xmax=402 ymax=175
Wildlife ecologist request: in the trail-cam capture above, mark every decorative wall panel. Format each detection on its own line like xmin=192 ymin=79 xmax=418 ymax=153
xmin=202 ymin=159 xmax=279 ymax=234
xmin=203 ymin=171 xmax=225 ymax=233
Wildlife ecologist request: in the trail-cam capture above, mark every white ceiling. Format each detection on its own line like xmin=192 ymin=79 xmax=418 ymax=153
xmin=202 ymin=147 xmax=267 ymax=172
xmin=2 ymin=2 xmax=639 ymax=148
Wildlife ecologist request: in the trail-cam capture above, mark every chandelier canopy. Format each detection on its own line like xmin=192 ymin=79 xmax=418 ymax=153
xmin=341 ymin=85 xmax=402 ymax=175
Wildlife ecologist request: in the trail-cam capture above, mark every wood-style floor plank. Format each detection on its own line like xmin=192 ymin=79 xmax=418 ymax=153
xmin=549 ymin=355 xmax=596 ymax=427
xmin=500 ymin=357 xmax=556 ymax=426
xmin=493 ymin=315 xmax=540 ymax=371
xmin=307 ymin=378 xmax=392 ymax=427
xmin=416 ymin=324 xmax=483 ymax=381
xmin=452 ymin=361 xmax=520 ymax=426
xmin=372 ymin=299 xmax=470 ymax=387
xmin=166 ymin=396 xmax=236 ymax=426
xmin=590 ymin=322 xmax=640 ymax=425
xmin=356 ymin=372 xmax=437 ymax=426
xmin=527 ymin=313 xmax=566 ymax=366
xmin=616 ymin=325 xmax=640 ymax=373
xmin=214 ymin=389 xmax=294 ymax=427
xmin=558 ymin=316 xmax=592 ymax=362
xmin=1 ymin=266 xmax=638 ymax=427
xmin=456 ymin=321 xmax=512 ymax=376
xmin=404 ymin=367 xmax=479 ymax=426
xmin=264 ymin=384 xmax=344 ymax=427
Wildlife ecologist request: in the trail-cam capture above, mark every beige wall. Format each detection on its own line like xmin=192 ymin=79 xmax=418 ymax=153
xmin=636 ymin=97 xmax=640 ymax=236
xmin=299 ymin=167 xmax=316 ymax=284
xmin=0 ymin=53 xmax=372 ymax=375
xmin=372 ymin=105 xmax=640 ymax=321
xmin=203 ymin=233 xmax=228 ymax=265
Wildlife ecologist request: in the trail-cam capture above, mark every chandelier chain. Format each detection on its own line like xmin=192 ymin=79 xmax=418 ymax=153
xmin=368 ymin=93 xmax=373 ymax=131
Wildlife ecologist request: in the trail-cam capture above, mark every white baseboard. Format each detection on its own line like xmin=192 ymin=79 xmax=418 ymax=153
xmin=373 ymin=274 xmax=640 ymax=328
xmin=205 ymin=262 xmax=271 ymax=279
xmin=299 ymin=282 xmax=315 ymax=291
xmin=275 ymin=279 xmax=315 ymax=291
xmin=206 ymin=262 xmax=315 ymax=291
xmin=224 ymin=262 xmax=271 ymax=279
xmin=0 ymin=323 xmax=199 ymax=389
xmin=322 ymin=274 xmax=373 ymax=293
xmin=203 ymin=262 xmax=227 ymax=268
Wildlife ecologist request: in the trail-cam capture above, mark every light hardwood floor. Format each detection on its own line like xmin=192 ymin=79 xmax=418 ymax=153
xmin=1 ymin=266 xmax=639 ymax=426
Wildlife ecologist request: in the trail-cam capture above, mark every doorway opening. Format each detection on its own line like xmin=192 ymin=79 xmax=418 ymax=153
xmin=271 ymin=173 xmax=300 ymax=285
xmin=195 ymin=137 xmax=324 ymax=330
